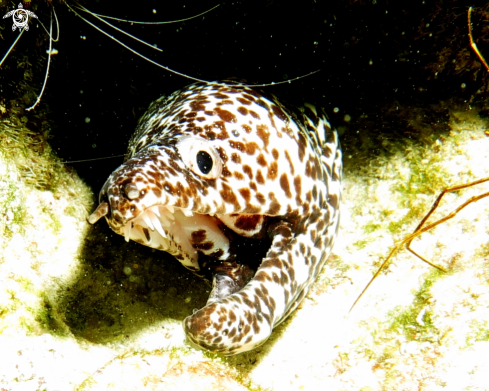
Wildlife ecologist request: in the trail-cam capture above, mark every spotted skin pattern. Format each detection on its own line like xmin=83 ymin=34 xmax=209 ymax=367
xmin=89 ymin=81 xmax=342 ymax=355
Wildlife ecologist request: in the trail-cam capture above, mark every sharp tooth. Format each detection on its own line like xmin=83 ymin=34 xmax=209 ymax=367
xmin=146 ymin=209 xmax=157 ymax=222
xmin=160 ymin=206 xmax=174 ymax=220
xmin=151 ymin=206 xmax=161 ymax=217
xmin=123 ymin=224 xmax=130 ymax=242
xmin=149 ymin=213 xmax=167 ymax=238
xmin=160 ymin=215 xmax=171 ymax=227
xmin=147 ymin=209 xmax=166 ymax=235
xmin=182 ymin=209 xmax=194 ymax=217
xmin=153 ymin=215 xmax=171 ymax=227
xmin=142 ymin=213 xmax=154 ymax=230
xmin=166 ymin=205 xmax=174 ymax=214
xmin=154 ymin=220 xmax=167 ymax=238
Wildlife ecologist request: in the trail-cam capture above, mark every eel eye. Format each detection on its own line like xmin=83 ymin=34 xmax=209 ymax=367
xmin=196 ymin=151 xmax=213 ymax=174
xmin=177 ymin=136 xmax=222 ymax=180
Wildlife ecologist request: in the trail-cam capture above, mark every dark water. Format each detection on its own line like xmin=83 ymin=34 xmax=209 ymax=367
xmin=27 ymin=0 xmax=486 ymax=191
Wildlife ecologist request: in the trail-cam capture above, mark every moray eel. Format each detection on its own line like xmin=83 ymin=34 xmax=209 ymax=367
xmin=88 ymin=81 xmax=342 ymax=355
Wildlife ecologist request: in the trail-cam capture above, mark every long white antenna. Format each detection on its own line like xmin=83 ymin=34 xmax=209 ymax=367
xmin=0 ymin=28 xmax=25 ymax=68
xmin=36 ymin=5 xmax=59 ymax=42
xmin=26 ymin=10 xmax=54 ymax=111
xmin=56 ymin=154 xmax=126 ymax=164
xmin=78 ymin=3 xmax=220 ymax=25
xmin=66 ymin=2 xmax=212 ymax=84
xmin=67 ymin=2 xmax=320 ymax=87
xmin=74 ymin=3 xmax=163 ymax=52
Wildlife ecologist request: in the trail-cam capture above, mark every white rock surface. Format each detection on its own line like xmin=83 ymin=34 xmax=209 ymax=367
xmin=1 ymin=107 xmax=489 ymax=390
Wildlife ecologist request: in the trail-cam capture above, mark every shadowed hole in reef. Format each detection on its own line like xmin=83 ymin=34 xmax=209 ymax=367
xmin=52 ymin=221 xmax=209 ymax=344
xmin=46 ymin=218 xmax=271 ymax=344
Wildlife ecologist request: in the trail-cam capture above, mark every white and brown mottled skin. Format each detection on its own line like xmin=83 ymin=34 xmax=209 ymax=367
xmin=88 ymin=81 xmax=342 ymax=355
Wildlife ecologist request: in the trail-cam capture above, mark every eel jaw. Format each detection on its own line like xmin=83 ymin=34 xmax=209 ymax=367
xmin=88 ymin=204 xmax=231 ymax=271
xmin=121 ymin=204 xmax=177 ymax=249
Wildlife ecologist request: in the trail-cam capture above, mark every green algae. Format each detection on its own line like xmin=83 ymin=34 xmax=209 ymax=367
xmin=35 ymin=294 xmax=71 ymax=338
xmin=466 ymin=320 xmax=489 ymax=346
xmin=386 ymin=269 xmax=445 ymax=343
xmin=0 ymin=173 xmax=27 ymax=239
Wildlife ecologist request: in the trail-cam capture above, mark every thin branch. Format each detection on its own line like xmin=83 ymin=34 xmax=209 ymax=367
xmin=468 ymin=6 xmax=489 ymax=72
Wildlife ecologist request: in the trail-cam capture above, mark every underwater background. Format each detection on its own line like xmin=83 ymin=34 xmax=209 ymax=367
xmin=1 ymin=0 xmax=489 ymax=389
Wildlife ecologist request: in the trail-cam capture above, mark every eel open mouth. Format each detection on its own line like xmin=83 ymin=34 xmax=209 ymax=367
xmin=88 ymin=203 xmax=232 ymax=271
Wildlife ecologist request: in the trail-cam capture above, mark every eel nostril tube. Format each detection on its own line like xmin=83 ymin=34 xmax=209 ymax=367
xmin=124 ymin=183 xmax=140 ymax=200
xmin=88 ymin=202 xmax=109 ymax=224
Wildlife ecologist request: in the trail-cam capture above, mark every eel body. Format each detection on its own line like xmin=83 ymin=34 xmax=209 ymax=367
xmin=88 ymin=81 xmax=342 ymax=355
